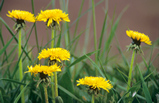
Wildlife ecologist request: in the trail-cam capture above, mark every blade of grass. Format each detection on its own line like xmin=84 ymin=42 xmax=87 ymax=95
xmin=51 ymin=0 xmax=55 ymax=8
xmin=98 ymin=58 xmax=108 ymax=79
xmin=0 ymin=0 xmax=4 ymax=12
xmin=0 ymin=55 xmax=17 ymax=71
xmin=140 ymin=52 xmax=159 ymax=87
xmin=84 ymin=54 xmax=105 ymax=77
xmin=0 ymin=17 xmax=31 ymax=61
xmin=13 ymin=83 xmax=29 ymax=103
xmin=0 ymin=78 xmax=26 ymax=85
xmin=73 ymin=0 xmax=85 ymax=38
xmin=1 ymin=44 xmax=17 ymax=65
xmin=0 ymin=35 xmax=15 ymax=55
xmin=21 ymin=24 xmax=35 ymax=62
xmin=137 ymin=64 xmax=152 ymax=103
xmin=116 ymin=45 xmax=129 ymax=67
xmin=57 ymin=84 xmax=84 ymax=103
xmin=3 ymin=53 xmax=17 ymax=88
xmin=98 ymin=11 xmax=108 ymax=57
xmin=10 ymin=73 xmax=27 ymax=102
xmin=0 ymin=90 xmax=4 ymax=103
xmin=68 ymin=50 xmax=99 ymax=68
xmin=70 ymin=0 xmax=104 ymax=28
xmin=0 ymin=23 xmax=9 ymax=65
xmin=104 ymin=45 xmax=111 ymax=65
xmin=31 ymin=0 xmax=39 ymax=53
xmin=104 ymin=6 xmax=128 ymax=51
xmin=68 ymin=29 xmax=86 ymax=50
xmin=4 ymin=48 xmax=16 ymax=78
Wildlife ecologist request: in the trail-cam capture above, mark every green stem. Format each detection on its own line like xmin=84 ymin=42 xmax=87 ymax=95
xmin=127 ymin=50 xmax=136 ymax=96
xmin=92 ymin=94 xmax=95 ymax=103
xmin=92 ymin=0 xmax=98 ymax=76
xmin=54 ymin=72 xmax=58 ymax=97
xmin=52 ymin=29 xmax=58 ymax=97
xmin=51 ymin=76 xmax=55 ymax=103
xmin=51 ymin=29 xmax=54 ymax=48
xmin=51 ymin=29 xmax=55 ymax=103
xmin=44 ymin=85 xmax=49 ymax=103
xmin=18 ymin=29 xmax=25 ymax=103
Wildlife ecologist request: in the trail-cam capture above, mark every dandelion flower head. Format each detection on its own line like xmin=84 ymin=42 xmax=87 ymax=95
xmin=77 ymin=76 xmax=113 ymax=92
xmin=25 ymin=64 xmax=61 ymax=76
xmin=7 ymin=10 xmax=35 ymax=22
xmin=38 ymin=48 xmax=70 ymax=62
xmin=126 ymin=30 xmax=152 ymax=45
xmin=36 ymin=9 xmax=70 ymax=27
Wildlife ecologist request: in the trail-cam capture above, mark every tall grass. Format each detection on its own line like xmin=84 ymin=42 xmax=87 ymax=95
xmin=0 ymin=0 xmax=159 ymax=103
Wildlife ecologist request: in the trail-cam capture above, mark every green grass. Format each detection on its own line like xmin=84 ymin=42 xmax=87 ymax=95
xmin=0 ymin=0 xmax=159 ymax=103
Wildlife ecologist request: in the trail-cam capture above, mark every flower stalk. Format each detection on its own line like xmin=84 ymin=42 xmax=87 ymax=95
xmin=92 ymin=94 xmax=94 ymax=103
xmin=51 ymin=29 xmax=55 ymax=48
xmin=127 ymin=49 xmax=136 ymax=96
xmin=51 ymin=29 xmax=58 ymax=97
xmin=54 ymin=72 xmax=58 ymax=97
xmin=44 ymin=85 xmax=49 ymax=103
xmin=51 ymin=29 xmax=59 ymax=102
xmin=18 ymin=29 xmax=25 ymax=103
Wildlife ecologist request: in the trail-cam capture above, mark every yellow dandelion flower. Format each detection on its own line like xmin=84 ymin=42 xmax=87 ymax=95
xmin=77 ymin=76 xmax=113 ymax=93
xmin=126 ymin=30 xmax=152 ymax=45
xmin=25 ymin=64 xmax=61 ymax=76
xmin=7 ymin=10 xmax=35 ymax=31
xmin=36 ymin=9 xmax=70 ymax=27
xmin=38 ymin=48 xmax=70 ymax=62
xmin=7 ymin=10 xmax=35 ymax=22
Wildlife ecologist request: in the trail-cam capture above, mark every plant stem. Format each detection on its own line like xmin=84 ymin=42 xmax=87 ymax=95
xmin=51 ymin=29 xmax=55 ymax=103
xmin=51 ymin=76 xmax=55 ymax=103
xmin=54 ymin=72 xmax=58 ymax=97
xmin=52 ymin=29 xmax=58 ymax=97
xmin=92 ymin=0 xmax=98 ymax=76
xmin=44 ymin=85 xmax=49 ymax=103
xmin=127 ymin=50 xmax=136 ymax=96
xmin=92 ymin=94 xmax=95 ymax=103
xmin=18 ymin=29 xmax=25 ymax=103
xmin=51 ymin=29 xmax=54 ymax=48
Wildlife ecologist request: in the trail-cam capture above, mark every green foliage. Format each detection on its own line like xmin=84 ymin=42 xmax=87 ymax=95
xmin=0 ymin=0 xmax=158 ymax=103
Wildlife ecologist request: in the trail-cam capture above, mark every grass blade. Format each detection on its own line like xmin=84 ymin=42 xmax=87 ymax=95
xmin=85 ymin=54 xmax=105 ymax=77
xmin=68 ymin=50 xmax=99 ymax=68
xmin=98 ymin=11 xmax=108 ymax=57
xmin=58 ymin=84 xmax=83 ymax=103
xmin=105 ymin=6 xmax=128 ymax=51
xmin=0 ymin=78 xmax=26 ymax=85
xmin=0 ymin=0 xmax=4 ymax=12
xmin=73 ymin=0 xmax=85 ymax=38
xmin=13 ymin=83 xmax=29 ymax=103
xmin=137 ymin=64 xmax=152 ymax=103
xmin=0 ymin=17 xmax=31 ymax=61
xmin=0 ymin=36 xmax=14 ymax=56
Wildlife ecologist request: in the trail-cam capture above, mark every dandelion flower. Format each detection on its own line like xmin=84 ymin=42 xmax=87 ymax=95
xmin=36 ymin=9 xmax=70 ymax=28
xmin=7 ymin=10 xmax=35 ymax=31
xmin=126 ymin=30 xmax=152 ymax=45
xmin=38 ymin=48 xmax=70 ymax=62
xmin=25 ymin=64 xmax=61 ymax=76
xmin=7 ymin=10 xmax=35 ymax=22
xmin=77 ymin=76 xmax=113 ymax=93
